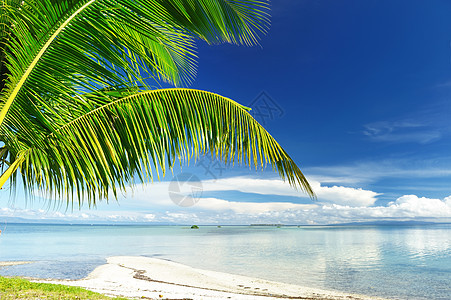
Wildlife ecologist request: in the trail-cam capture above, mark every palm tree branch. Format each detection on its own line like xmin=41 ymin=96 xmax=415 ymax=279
xmin=160 ymin=0 xmax=270 ymax=46
xmin=0 ymin=0 xmax=97 ymax=128
xmin=10 ymin=88 xmax=314 ymax=204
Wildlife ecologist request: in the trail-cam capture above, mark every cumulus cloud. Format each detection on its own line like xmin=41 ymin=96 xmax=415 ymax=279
xmin=199 ymin=177 xmax=379 ymax=207
xmin=310 ymin=181 xmax=379 ymax=207
xmin=315 ymin=194 xmax=451 ymax=222
xmin=157 ymin=194 xmax=451 ymax=224
xmin=386 ymin=195 xmax=451 ymax=218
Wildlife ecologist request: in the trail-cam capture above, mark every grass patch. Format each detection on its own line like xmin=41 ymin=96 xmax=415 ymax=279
xmin=0 ymin=276 xmax=131 ymax=299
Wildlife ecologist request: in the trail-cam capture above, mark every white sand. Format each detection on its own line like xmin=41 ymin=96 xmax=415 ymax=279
xmin=37 ymin=256 xmax=389 ymax=300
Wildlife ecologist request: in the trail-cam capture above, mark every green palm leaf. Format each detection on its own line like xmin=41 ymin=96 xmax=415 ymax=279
xmin=0 ymin=0 xmax=270 ymax=127
xmin=0 ymin=0 xmax=198 ymax=127
xmin=0 ymin=0 xmax=25 ymax=91
xmin=158 ymin=0 xmax=270 ymax=45
xmin=0 ymin=1 xmax=315 ymax=205
xmin=9 ymin=89 xmax=313 ymax=205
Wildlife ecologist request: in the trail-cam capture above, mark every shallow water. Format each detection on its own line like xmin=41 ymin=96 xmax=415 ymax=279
xmin=0 ymin=223 xmax=450 ymax=299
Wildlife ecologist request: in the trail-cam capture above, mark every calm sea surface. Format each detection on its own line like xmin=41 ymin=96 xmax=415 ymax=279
xmin=0 ymin=223 xmax=449 ymax=300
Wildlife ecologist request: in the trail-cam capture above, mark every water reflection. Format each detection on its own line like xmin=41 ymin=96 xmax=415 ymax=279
xmin=0 ymin=224 xmax=450 ymax=300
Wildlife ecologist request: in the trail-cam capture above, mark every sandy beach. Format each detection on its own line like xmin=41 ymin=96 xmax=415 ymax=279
xmin=36 ymin=256 xmax=389 ymax=300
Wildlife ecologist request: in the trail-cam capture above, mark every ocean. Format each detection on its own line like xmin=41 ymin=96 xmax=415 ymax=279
xmin=0 ymin=223 xmax=449 ymax=300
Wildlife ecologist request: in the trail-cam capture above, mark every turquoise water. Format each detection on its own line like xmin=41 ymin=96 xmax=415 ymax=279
xmin=0 ymin=223 xmax=450 ymax=299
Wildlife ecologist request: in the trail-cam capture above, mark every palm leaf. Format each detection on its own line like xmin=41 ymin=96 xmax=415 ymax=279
xmin=0 ymin=0 xmax=26 ymax=91
xmin=0 ymin=1 xmax=313 ymax=204
xmin=0 ymin=0 xmax=198 ymax=129
xmin=9 ymin=89 xmax=313 ymax=205
xmin=0 ymin=0 xmax=270 ymax=128
xmin=158 ymin=0 xmax=271 ymax=45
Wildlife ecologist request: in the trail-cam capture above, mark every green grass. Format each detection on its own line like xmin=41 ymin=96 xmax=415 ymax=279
xmin=0 ymin=276 xmax=132 ymax=299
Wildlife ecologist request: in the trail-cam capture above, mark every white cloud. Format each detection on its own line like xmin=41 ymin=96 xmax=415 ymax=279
xmin=386 ymin=195 xmax=451 ymax=218
xmin=144 ymin=214 xmax=155 ymax=220
xmin=2 ymin=176 xmax=450 ymax=225
xmin=161 ymin=212 xmax=201 ymax=223
xmin=195 ymin=197 xmax=316 ymax=213
xmin=200 ymin=177 xmax=297 ymax=197
xmin=1 ymin=193 xmax=450 ymax=225
xmin=311 ymin=181 xmax=379 ymax=207
xmin=363 ymin=120 xmax=441 ymax=144
xmin=316 ymin=194 xmax=451 ymax=222
xmin=105 ymin=176 xmax=379 ymax=209
xmin=199 ymin=177 xmax=379 ymax=207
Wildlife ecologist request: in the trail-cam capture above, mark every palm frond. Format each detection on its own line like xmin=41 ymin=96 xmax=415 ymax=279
xmin=0 ymin=1 xmax=313 ymax=205
xmin=0 ymin=0 xmax=26 ymax=91
xmin=0 ymin=0 xmax=199 ymax=130
xmin=8 ymin=89 xmax=313 ymax=205
xmin=160 ymin=0 xmax=271 ymax=46
xmin=0 ymin=0 xmax=271 ymax=131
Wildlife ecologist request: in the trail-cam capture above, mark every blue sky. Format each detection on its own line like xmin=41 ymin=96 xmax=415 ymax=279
xmin=1 ymin=0 xmax=451 ymax=224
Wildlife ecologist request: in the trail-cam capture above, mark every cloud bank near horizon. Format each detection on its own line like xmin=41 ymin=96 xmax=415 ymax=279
xmin=1 ymin=176 xmax=450 ymax=225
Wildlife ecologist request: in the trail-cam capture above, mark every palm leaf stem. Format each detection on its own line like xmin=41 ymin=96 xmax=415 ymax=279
xmin=0 ymin=149 xmax=25 ymax=189
xmin=0 ymin=0 xmax=97 ymax=128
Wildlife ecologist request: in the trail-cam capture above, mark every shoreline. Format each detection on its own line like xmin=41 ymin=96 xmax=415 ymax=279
xmin=34 ymin=256 xmax=389 ymax=300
